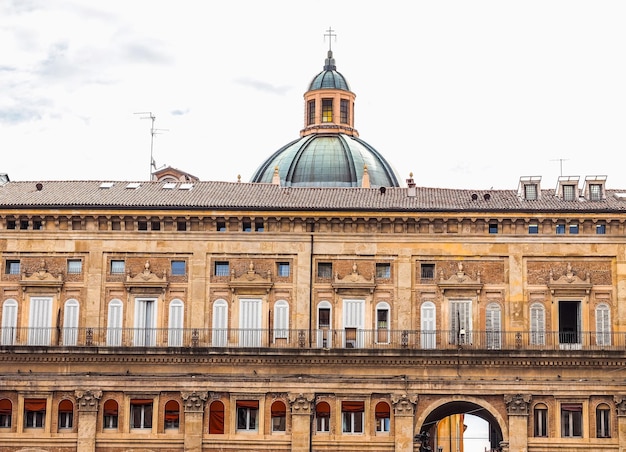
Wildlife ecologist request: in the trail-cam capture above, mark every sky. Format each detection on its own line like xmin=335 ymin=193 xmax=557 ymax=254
xmin=2 ymin=0 xmax=626 ymax=190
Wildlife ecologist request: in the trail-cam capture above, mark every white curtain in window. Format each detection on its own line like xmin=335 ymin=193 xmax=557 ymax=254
xmin=273 ymin=300 xmax=289 ymax=341
xmin=595 ymin=303 xmax=611 ymax=346
xmin=530 ymin=303 xmax=545 ymax=346
xmin=168 ymin=299 xmax=184 ymax=346
xmin=486 ymin=302 xmax=502 ymax=349
xmin=63 ymin=299 xmax=80 ymax=346
xmin=1 ymin=299 xmax=18 ymax=345
xmin=450 ymin=299 xmax=472 ymax=345
xmin=239 ymin=298 xmax=262 ymax=347
xmin=212 ymin=299 xmax=228 ymax=346
xmin=106 ymin=299 xmax=123 ymax=346
xmin=28 ymin=297 xmax=52 ymax=345
xmin=134 ymin=298 xmax=156 ymax=346
xmin=420 ymin=301 xmax=436 ymax=349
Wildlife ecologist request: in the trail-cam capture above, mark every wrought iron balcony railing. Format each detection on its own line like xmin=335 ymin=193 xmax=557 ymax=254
xmin=0 ymin=327 xmax=623 ymax=351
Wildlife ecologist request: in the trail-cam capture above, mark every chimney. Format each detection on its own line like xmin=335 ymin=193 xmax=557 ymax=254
xmin=406 ymin=172 xmax=416 ymax=197
xmin=272 ymin=166 xmax=281 ymax=185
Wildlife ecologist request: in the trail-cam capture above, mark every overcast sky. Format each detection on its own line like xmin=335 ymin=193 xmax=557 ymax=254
xmin=2 ymin=1 xmax=625 ymax=190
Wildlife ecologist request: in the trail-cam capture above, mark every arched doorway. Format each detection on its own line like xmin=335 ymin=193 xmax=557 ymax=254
xmin=416 ymin=398 xmax=506 ymax=452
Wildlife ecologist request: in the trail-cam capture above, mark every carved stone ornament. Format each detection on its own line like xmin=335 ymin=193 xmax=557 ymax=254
xmin=229 ymin=261 xmax=273 ymax=294
xmin=288 ymin=393 xmax=315 ymax=414
xmin=614 ymin=395 xmax=626 ymax=416
xmin=332 ymin=262 xmax=376 ymax=293
xmin=20 ymin=260 xmax=64 ymax=289
xmin=391 ymin=394 xmax=418 ymax=416
xmin=181 ymin=391 xmax=208 ymax=412
xmin=124 ymin=260 xmax=168 ymax=292
xmin=437 ymin=262 xmax=482 ymax=294
xmin=548 ymin=263 xmax=592 ymax=295
xmin=504 ymin=394 xmax=531 ymax=415
xmin=75 ymin=389 xmax=102 ymax=412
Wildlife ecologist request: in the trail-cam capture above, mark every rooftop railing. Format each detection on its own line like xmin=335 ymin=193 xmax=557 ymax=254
xmin=0 ymin=327 xmax=623 ymax=352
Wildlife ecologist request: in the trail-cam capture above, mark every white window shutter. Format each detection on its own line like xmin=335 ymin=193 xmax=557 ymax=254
xmin=168 ymin=299 xmax=184 ymax=346
xmin=107 ymin=299 xmax=123 ymax=346
xmin=212 ymin=299 xmax=228 ymax=347
xmin=63 ymin=299 xmax=80 ymax=346
xmin=1 ymin=299 xmax=18 ymax=345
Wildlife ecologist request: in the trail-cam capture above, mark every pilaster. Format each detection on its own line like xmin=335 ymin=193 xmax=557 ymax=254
xmin=75 ymin=389 xmax=102 ymax=452
xmin=181 ymin=391 xmax=208 ymax=452
xmin=391 ymin=394 xmax=418 ymax=452
xmin=288 ymin=393 xmax=315 ymax=452
xmin=614 ymin=395 xmax=626 ymax=452
xmin=504 ymin=394 xmax=531 ymax=452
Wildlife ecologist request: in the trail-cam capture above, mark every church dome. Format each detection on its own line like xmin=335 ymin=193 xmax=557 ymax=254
xmin=251 ymin=38 xmax=401 ymax=188
xmin=250 ymin=134 xmax=400 ymax=188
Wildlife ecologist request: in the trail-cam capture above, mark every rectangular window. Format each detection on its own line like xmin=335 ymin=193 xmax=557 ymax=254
xmin=569 ymin=224 xmax=579 ymax=234
xmin=24 ymin=399 xmax=46 ymax=428
xmin=525 ymin=184 xmax=538 ymax=200
xmin=214 ymin=261 xmax=229 ymax=277
xmin=110 ymin=260 xmax=125 ymax=274
xmin=375 ymin=263 xmax=391 ymax=279
xmin=556 ymin=224 xmax=566 ymax=234
xmin=236 ymin=401 xmax=258 ymax=431
xmin=130 ymin=400 xmax=153 ymax=429
xmin=322 ymin=99 xmax=333 ymax=122
xmin=243 ymin=221 xmax=252 ymax=232
xmin=597 ymin=407 xmax=610 ymax=438
xmin=0 ymin=408 xmax=10 ymax=428
xmin=534 ymin=407 xmax=548 ymax=437
xmin=316 ymin=410 xmax=330 ymax=432
xmin=171 ymin=260 xmax=186 ymax=276
xmin=67 ymin=259 xmax=82 ymax=274
xmin=71 ymin=220 xmax=82 ymax=230
xmin=6 ymin=220 xmax=16 ymax=230
xmin=138 ymin=221 xmax=148 ymax=231
xmin=58 ymin=410 xmax=73 ymax=429
xmin=341 ymin=401 xmax=364 ymax=433
xmin=33 ymin=220 xmax=42 ymax=230
xmin=529 ymin=223 xmax=539 ymax=234
xmin=216 ymin=221 xmax=226 ymax=232
xmin=20 ymin=220 xmax=29 ymax=230
xmin=5 ymin=260 xmax=20 ymax=275
xmin=317 ymin=262 xmax=332 ymax=278
xmin=277 ymin=262 xmax=290 ymax=277
xmin=177 ymin=221 xmax=187 ymax=231
xmin=561 ymin=404 xmax=582 ymax=437
xmin=596 ymin=224 xmax=606 ymax=234
xmin=563 ymin=184 xmax=576 ymax=201
xmin=307 ymin=100 xmax=315 ymax=125
xmin=340 ymin=99 xmax=349 ymax=124
xmin=255 ymin=221 xmax=264 ymax=232
xmin=589 ymin=184 xmax=602 ymax=201
xmin=319 ymin=308 xmax=330 ymax=328
xmin=151 ymin=221 xmax=161 ymax=231
xmin=420 ymin=263 xmax=435 ymax=280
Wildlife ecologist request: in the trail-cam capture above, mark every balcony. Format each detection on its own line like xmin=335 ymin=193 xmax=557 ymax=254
xmin=0 ymin=327 xmax=623 ymax=351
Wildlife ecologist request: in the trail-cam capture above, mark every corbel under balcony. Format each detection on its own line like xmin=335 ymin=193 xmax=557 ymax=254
xmin=332 ymin=263 xmax=376 ymax=293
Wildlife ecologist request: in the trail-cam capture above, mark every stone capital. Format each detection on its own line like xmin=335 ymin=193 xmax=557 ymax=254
xmin=181 ymin=391 xmax=208 ymax=412
xmin=75 ymin=389 xmax=102 ymax=412
xmin=614 ymin=395 xmax=626 ymax=416
xmin=288 ymin=393 xmax=315 ymax=415
xmin=391 ymin=393 xmax=418 ymax=417
xmin=504 ymin=394 xmax=531 ymax=415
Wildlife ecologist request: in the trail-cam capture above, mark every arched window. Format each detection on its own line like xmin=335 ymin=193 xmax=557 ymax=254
xmin=106 ymin=299 xmax=123 ymax=346
xmin=595 ymin=303 xmax=611 ymax=346
xmin=168 ymin=299 xmax=184 ymax=346
xmin=375 ymin=302 xmax=390 ymax=344
xmin=212 ymin=299 xmax=228 ymax=347
xmin=164 ymin=400 xmax=180 ymax=430
xmin=1 ymin=299 xmax=18 ymax=346
xmin=0 ymin=399 xmax=12 ymax=428
xmin=208 ymin=400 xmax=225 ymax=434
xmin=273 ymin=300 xmax=289 ymax=341
xmin=597 ymin=403 xmax=611 ymax=438
xmin=62 ymin=299 xmax=80 ymax=346
xmin=316 ymin=401 xmax=330 ymax=433
xmin=486 ymin=302 xmax=502 ymax=349
xmin=534 ymin=403 xmax=548 ymax=437
xmin=375 ymin=401 xmax=390 ymax=433
xmin=271 ymin=400 xmax=286 ymax=432
xmin=316 ymin=301 xmax=332 ymax=348
xmin=420 ymin=301 xmax=436 ymax=349
xmin=530 ymin=303 xmax=545 ymax=346
xmin=103 ymin=400 xmax=118 ymax=429
xmin=58 ymin=400 xmax=73 ymax=429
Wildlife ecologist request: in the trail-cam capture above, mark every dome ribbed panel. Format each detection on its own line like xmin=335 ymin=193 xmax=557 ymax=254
xmin=308 ymin=70 xmax=350 ymax=91
xmin=250 ymin=134 xmax=401 ymax=188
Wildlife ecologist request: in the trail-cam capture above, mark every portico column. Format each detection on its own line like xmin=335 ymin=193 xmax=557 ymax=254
xmin=614 ymin=395 xmax=626 ymax=452
xmin=75 ymin=389 xmax=102 ymax=452
xmin=504 ymin=394 xmax=531 ymax=452
xmin=391 ymin=394 xmax=418 ymax=452
xmin=288 ymin=393 xmax=315 ymax=452
xmin=181 ymin=391 xmax=208 ymax=452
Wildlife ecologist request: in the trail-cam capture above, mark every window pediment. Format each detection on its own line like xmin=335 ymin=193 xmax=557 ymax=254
xmin=20 ymin=260 xmax=63 ymax=290
xmin=437 ymin=262 xmax=482 ymax=294
xmin=124 ymin=261 xmax=168 ymax=293
xmin=332 ymin=263 xmax=375 ymax=293
xmin=229 ymin=262 xmax=273 ymax=294
xmin=548 ymin=263 xmax=592 ymax=295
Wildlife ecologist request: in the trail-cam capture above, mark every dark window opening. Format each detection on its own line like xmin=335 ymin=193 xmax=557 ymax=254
xmin=375 ymin=263 xmax=391 ymax=279
xmin=243 ymin=221 xmax=252 ymax=232
xmin=217 ymin=221 xmax=226 ymax=232
xmin=151 ymin=221 xmax=161 ymax=231
xmin=340 ymin=99 xmax=349 ymax=124
xmin=421 ymin=263 xmax=435 ymax=280
xmin=177 ymin=221 xmax=187 ymax=231
xmin=138 ymin=221 xmax=148 ymax=231
xmin=489 ymin=223 xmax=498 ymax=234
xmin=317 ymin=263 xmax=332 ymax=279
xmin=5 ymin=260 xmax=20 ymax=275
xmin=6 ymin=220 xmax=16 ymax=230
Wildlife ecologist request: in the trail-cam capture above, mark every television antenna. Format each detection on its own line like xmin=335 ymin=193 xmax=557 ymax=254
xmin=550 ymin=158 xmax=569 ymax=177
xmin=134 ymin=112 xmax=169 ymax=180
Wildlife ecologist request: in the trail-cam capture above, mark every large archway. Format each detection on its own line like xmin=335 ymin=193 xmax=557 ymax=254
xmin=415 ymin=397 xmax=507 ymax=452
